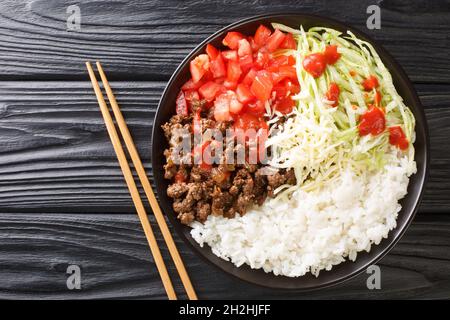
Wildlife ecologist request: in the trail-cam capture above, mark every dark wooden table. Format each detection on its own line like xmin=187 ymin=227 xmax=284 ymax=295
xmin=0 ymin=0 xmax=449 ymax=300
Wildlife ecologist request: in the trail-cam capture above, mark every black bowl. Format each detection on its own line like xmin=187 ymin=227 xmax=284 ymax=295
xmin=151 ymin=13 xmax=429 ymax=290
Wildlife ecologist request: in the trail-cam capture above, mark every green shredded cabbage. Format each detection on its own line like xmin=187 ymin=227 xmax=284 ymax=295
xmin=267 ymin=24 xmax=416 ymax=194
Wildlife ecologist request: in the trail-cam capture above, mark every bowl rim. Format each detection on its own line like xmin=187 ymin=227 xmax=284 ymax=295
xmin=151 ymin=12 xmax=430 ymax=291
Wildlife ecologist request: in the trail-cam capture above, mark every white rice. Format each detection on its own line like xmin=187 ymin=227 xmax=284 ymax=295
xmin=190 ymin=151 xmax=416 ymax=277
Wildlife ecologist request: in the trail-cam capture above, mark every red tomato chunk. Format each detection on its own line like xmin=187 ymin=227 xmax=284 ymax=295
xmin=209 ymin=54 xmax=226 ymax=78
xmin=302 ymin=53 xmax=327 ymax=78
xmin=254 ymin=25 xmax=271 ymax=47
xmin=362 ymin=75 xmax=379 ymax=91
xmin=180 ymin=24 xmax=302 ymax=125
xmin=206 ymin=44 xmax=219 ymax=59
xmin=190 ymin=54 xmax=210 ymax=83
xmin=199 ymin=81 xmax=223 ymax=102
xmin=222 ymin=31 xmax=245 ymax=50
xmin=358 ymin=106 xmax=386 ymax=136
xmin=323 ymin=45 xmax=341 ymax=64
xmin=266 ymin=29 xmax=286 ymax=52
xmin=325 ymin=83 xmax=340 ymax=107
xmin=389 ymin=126 xmax=409 ymax=150
xmin=302 ymin=45 xmax=341 ymax=78
xmin=251 ymin=71 xmax=273 ymax=102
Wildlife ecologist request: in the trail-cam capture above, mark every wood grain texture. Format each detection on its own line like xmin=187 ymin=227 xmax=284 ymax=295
xmin=0 ymin=81 xmax=448 ymax=213
xmin=0 ymin=213 xmax=449 ymax=299
xmin=0 ymin=0 xmax=448 ymax=82
xmin=0 ymin=0 xmax=449 ymax=300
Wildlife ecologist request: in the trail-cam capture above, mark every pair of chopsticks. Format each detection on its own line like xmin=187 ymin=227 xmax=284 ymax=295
xmin=86 ymin=61 xmax=197 ymax=300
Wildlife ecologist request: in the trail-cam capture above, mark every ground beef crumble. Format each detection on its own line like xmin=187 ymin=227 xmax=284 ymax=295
xmin=162 ymin=101 xmax=296 ymax=225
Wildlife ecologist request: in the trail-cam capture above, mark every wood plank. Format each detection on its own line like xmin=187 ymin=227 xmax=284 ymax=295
xmin=0 ymin=0 xmax=448 ymax=82
xmin=0 ymin=213 xmax=448 ymax=299
xmin=0 ymin=81 xmax=448 ymax=213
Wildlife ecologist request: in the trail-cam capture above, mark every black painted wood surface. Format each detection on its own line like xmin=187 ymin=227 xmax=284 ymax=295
xmin=0 ymin=0 xmax=449 ymax=299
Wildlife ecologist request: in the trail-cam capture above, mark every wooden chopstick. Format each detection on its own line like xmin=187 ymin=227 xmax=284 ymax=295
xmin=95 ymin=61 xmax=198 ymax=300
xmin=86 ymin=62 xmax=178 ymax=300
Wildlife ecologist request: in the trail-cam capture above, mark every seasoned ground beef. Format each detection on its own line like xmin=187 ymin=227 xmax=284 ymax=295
xmin=162 ymin=100 xmax=296 ymax=225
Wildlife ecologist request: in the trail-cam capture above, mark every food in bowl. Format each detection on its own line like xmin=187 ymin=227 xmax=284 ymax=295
xmin=162 ymin=23 xmax=417 ymax=277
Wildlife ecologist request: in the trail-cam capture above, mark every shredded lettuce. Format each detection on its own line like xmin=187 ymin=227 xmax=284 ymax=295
xmin=267 ymin=24 xmax=416 ymax=195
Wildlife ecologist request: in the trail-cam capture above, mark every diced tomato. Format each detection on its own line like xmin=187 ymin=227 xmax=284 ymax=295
xmin=202 ymin=69 xmax=215 ymax=82
xmin=206 ymin=44 xmax=219 ymax=60
xmin=214 ymin=77 xmax=225 ymax=84
xmin=242 ymin=68 xmax=257 ymax=86
xmin=214 ymin=93 xmax=232 ymax=122
xmin=389 ymin=126 xmax=409 ymax=150
xmin=209 ymin=54 xmax=226 ymax=79
xmin=266 ymin=29 xmax=286 ymax=52
xmin=398 ymin=138 xmax=409 ymax=150
xmin=236 ymin=83 xmax=255 ymax=104
xmin=374 ymin=90 xmax=382 ymax=106
xmin=229 ymin=92 xmax=244 ymax=114
xmin=251 ymin=70 xmax=273 ymax=102
xmin=244 ymin=99 xmax=266 ymax=116
xmin=234 ymin=112 xmax=268 ymax=161
xmin=278 ymin=65 xmax=297 ymax=81
xmin=266 ymin=62 xmax=279 ymax=73
xmin=362 ymin=75 xmax=379 ymax=91
xmin=389 ymin=126 xmax=404 ymax=145
xmin=174 ymin=171 xmax=187 ymax=183
xmin=325 ymin=82 xmax=340 ymax=107
xmin=238 ymin=39 xmax=252 ymax=57
xmin=227 ymin=60 xmax=242 ymax=83
xmin=284 ymin=79 xmax=300 ymax=95
xmin=248 ymin=36 xmax=259 ymax=51
xmin=234 ymin=112 xmax=266 ymax=131
xmin=176 ymin=90 xmax=188 ymax=115
xmin=254 ymin=25 xmax=271 ymax=47
xmin=358 ymin=106 xmax=386 ymax=136
xmin=184 ymin=90 xmax=200 ymax=108
xmin=223 ymin=31 xmax=245 ymax=50
xmin=222 ymin=50 xmax=238 ymax=61
xmin=270 ymin=71 xmax=282 ymax=84
xmin=180 ymin=26 xmax=302 ymax=136
xmin=287 ymin=55 xmax=296 ymax=66
xmin=199 ymin=162 xmax=212 ymax=170
xmin=199 ymin=81 xmax=222 ymax=102
xmin=280 ymin=33 xmax=296 ymax=49
xmin=199 ymin=160 xmax=213 ymax=171
xmin=323 ymin=45 xmax=341 ymax=65
xmin=239 ymin=54 xmax=254 ymax=73
xmin=243 ymin=99 xmax=266 ymax=116
xmin=273 ymin=97 xmax=294 ymax=114
xmin=271 ymin=55 xmax=295 ymax=67
xmin=255 ymin=50 xmax=270 ymax=69
xmin=302 ymin=53 xmax=326 ymax=78
xmin=272 ymin=84 xmax=287 ymax=99
xmin=190 ymin=54 xmax=210 ymax=83
xmin=223 ymin=80 xmax=237 ymax=90
xmin=182 ymin=78 xmax=204 ymax=91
